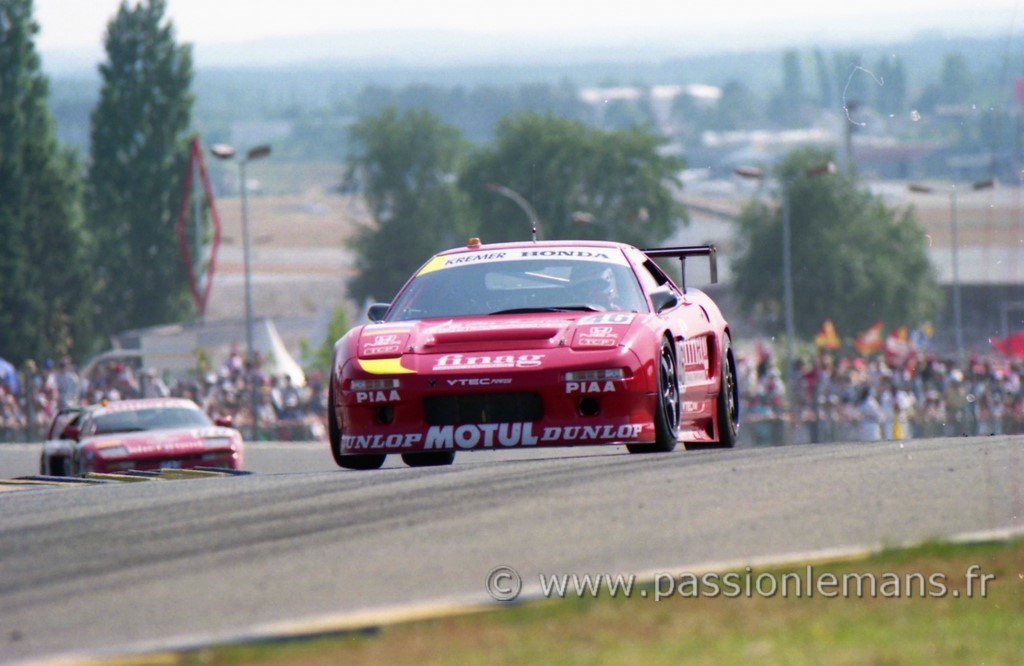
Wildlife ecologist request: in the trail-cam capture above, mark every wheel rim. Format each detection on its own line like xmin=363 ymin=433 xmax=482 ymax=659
xmin=724 ymin=351 xmax=737 ymax=424
xmin=660 ymin=345 xmax=680 ymax=431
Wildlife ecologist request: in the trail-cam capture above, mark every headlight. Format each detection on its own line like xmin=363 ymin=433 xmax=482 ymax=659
xmin=96 ymin=445 xmax=130 ymax=460
xmin=202 ymin=437 xmax=234 ymax=449
xmin=564 ymin=369 xmax=625 ymax=382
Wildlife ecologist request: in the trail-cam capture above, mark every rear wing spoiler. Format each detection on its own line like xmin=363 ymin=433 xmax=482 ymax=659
xmin=641 ymin=245 xmax=718 ymax=294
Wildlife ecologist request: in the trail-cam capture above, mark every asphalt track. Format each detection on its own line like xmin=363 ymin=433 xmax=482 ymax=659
xmin=1 ymin=437 xmax=1022 ymax=664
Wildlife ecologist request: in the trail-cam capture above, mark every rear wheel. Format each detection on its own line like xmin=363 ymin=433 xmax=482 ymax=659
xmin=328 ymin=380 xmax=386 ymax=470
xmin=628 ymin=338 xmax=679 ymax=454
xmin=401 ymin=451 xmax=456 ymax=467
xmin=687 ymin=334 xmax=739 ymax=450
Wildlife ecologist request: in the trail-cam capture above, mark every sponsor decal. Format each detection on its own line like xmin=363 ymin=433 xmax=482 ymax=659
xmin=425 ymin=422 xmax=539 ymax=449
xmin=443 ymin=252 xmax=508 ymax=266
xmin=445 ymin=378 xmax=513 ymax=387
xmin=433 ymin=353 xmax=544 ymax=371
xmin=681 ymin=336 xmax=710 ymax=382
xmin=578 ymin=313 xmax=636 ymax=325
xmin=577 ymin=338 xmax=617 ymax=347
xmin=565 ymin=381 xmax=617 ymax=394
xmin=360 ymin=333 xmax=408 ymax=357
xmin=355 ymin=390 xmax=401 ymax=403
xmin=361 ymin=345 xmax=402 ymax=355
xmin=418 ymin=247 xmax=631 ymax=275
xmin=682 ymin=400 xmax=707 ymax=413
xmin=576 ymin=325 xmax=619 ymax=347
xmin=343 ymin=422 xmax=645 ymax=451
xmin=684 ymin=371 xmax=706 ymax=384
xmin=517 ymin=249 xmax=613 ymax=260
xmin=541 ymin=424 xmax=644 ymax=441
xmin=343 ymin=433 xmax=424 ymax=450
xmin=428 ymin=320 xmax=563 ymax=334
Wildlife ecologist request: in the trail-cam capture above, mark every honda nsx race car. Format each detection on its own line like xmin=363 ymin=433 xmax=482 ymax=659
xmin=329 ymin=239 xmax=738 ymax=470
xmin=41 ymin=398 xmax=244 ymax=476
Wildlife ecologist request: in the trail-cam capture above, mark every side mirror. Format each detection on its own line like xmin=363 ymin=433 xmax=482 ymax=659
xmin=214 ymin=415 xmax=234 ymax=428
xmin=367 ymin=303 xmax=390 ymax=322
xmin=650 ymin=287 xmax=679 ymax=314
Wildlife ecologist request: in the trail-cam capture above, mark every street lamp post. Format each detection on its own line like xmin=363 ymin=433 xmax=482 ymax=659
xmin=735 ymin=162 xmax=834 ymax=442
xmin=908 ymin=178 xmax=995 ymax=365
xmin=485 ymin=183 xmax=541 ymax=241
xmin=210 ymin=143 xmax=271 ymax=440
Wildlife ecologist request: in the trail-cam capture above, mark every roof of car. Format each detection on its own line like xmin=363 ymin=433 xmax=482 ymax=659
xmin=86 ymin=397 xmax=200 ymax=415
xmin=432 ymin=239 xmax=635 ymax=256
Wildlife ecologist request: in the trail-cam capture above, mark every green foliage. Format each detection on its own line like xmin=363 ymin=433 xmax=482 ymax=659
xmin=460 ymin=113 xmax=685 ymax=248
xmin=832 ymin=51 xmax=870 ymax=108
xmin=732 ymin=148 xmax=941 ymax=340
xmin=812 ymin=48 xmax=834 ymax=109
xmin=703 ymin=80 xmax=760 ymax=131
xmin=346 ymin=106 xmax=474 ymax=303
xmin=0 ymin=0 xmax=96 ymax=365
xmin=85 ymin=0 xmax=195 ymax=339
xmin=305 ymin=306 xmax=351 ymax=375
xmin=873 ymin=55 xmax=907 ymax=115
xmin=775 ymin=49 xmax=805 ymax=125
xmin=353 ymin=81 xmax=589 ymax=143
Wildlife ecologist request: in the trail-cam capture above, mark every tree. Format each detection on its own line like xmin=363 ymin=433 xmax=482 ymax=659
xmin=732 ymin=148 xmax=941 ymax=342
xmin=86 ymin=0 xmax=195 ymax=339
xmin=0 ymin=0 xmax=95 ymax=365
xmin=301 ymin=305 xmax=350 ymax=375
xmin=874 ymin=54 xmax=907 ymax=116
xmin=833 ymin=51 xmax=870 ymax=111
xmin=769 ymin=49 xmax=805 ymax=126
xmin=346 ymin=106 xmax=473 ymax=303
xmin=703 ymin=80 xmax=760 ymax=131
xmin=460 ymin=113 xmax=685 ymax=249
xmin=812 ymin=48 xmax=834 ymax=109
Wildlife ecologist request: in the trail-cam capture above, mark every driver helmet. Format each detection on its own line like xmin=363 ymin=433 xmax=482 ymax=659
xmin=572 ymin=263 xmax=617 ymax=308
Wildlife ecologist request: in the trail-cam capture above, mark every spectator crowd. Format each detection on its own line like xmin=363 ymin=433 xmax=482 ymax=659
xmin=0 ymin=349 xmax=328 ymax=442
xmin=4 ymin=342 xmax=1023 ymax=446
xmin=740 ymin=344 xmax=1024 ymax=445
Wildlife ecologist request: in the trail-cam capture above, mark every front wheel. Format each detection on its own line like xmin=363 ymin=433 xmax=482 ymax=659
xmin=628 ymin=338 xmax=679 ymax=454
xmin=328 ymin=380 xmax=386 ymax=470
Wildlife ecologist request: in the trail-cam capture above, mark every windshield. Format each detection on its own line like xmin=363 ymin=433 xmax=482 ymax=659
xmin=385 ymin=258 xmax=648 ymax=321
xmin=88 ymin=406 xmax=213 ymax=435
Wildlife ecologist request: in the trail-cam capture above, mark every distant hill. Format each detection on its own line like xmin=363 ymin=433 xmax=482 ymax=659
xmin=43 ymin=30 xmax=1020 ymax=160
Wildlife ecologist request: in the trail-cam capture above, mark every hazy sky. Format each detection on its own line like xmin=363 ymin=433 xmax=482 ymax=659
xmin=33 ymin=0 xmax=1019 ymax=52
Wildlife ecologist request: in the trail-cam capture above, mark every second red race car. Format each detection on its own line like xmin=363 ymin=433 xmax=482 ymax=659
xmin=40 ymin=397 xmax=244 ymax=476
xmin=329 ymin=239 xmax=739 ymax=469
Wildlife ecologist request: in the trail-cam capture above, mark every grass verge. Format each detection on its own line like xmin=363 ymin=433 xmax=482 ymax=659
xmin=136 ymin=539 xmax=1024 ymax=665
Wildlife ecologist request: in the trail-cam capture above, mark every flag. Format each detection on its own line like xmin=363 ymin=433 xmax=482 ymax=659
xmin=814 ymin=319 xmax=840 ymax=350
xmin=854 ymin=321 xmax=884 ymax=356
xmin=885 ymin=325 xmax=911 ymax=363
xmin=909 ymin=322 xmax=933 ymax=350
xmin=991 ymin=331 xmax=1024 ymax=359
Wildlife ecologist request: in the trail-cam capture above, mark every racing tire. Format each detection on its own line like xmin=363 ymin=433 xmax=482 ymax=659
xmin=686 ymin=334 xmax=739 ymax=450
xmin=328 ymin=380 xmax=386 ymax=471
xmin=628 ymin=337 xmax=679 ymax=454
xmin=401 ymin=451 xmax=456 ymax=467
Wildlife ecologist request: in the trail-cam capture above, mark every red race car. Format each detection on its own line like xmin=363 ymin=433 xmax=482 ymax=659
xmin=40 ymin=397 xmax=244 ymax=476
xmin=329 ymin=239 xmax=738 ymax=470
